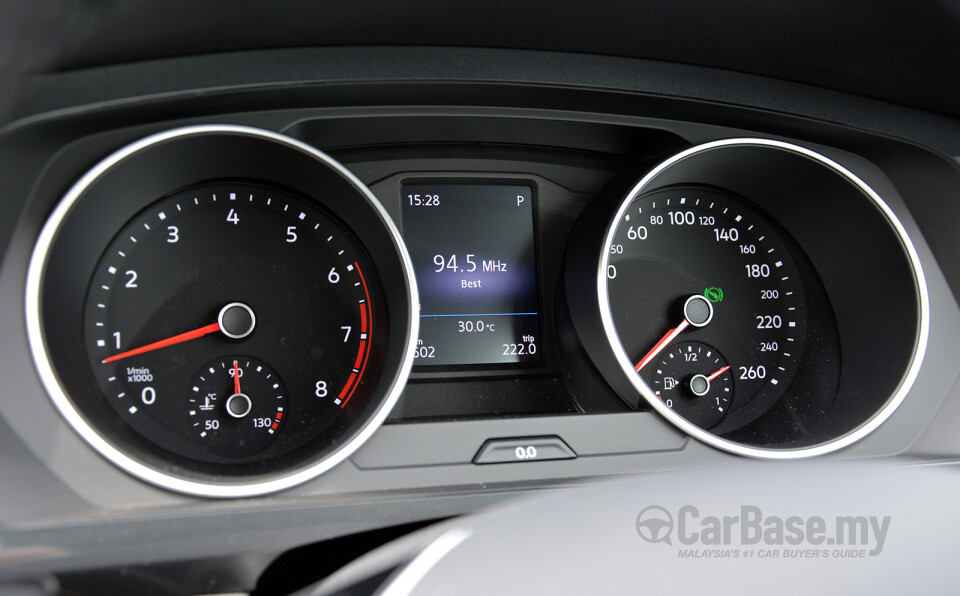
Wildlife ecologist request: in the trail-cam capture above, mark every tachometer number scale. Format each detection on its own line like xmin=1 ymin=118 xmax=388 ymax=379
xmin=83 ymin=184 xmax=377 ymax=463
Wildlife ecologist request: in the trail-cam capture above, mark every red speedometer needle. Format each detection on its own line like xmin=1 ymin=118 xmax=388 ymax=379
xmin=707 ymin=365 xmax=731 ymax=382
xmin=634 ymin=294 xmax=716 ymax=372
xmin=102 ymin=322 xmax=221 ymax=364
xmin=233 ymin=360 xmax=241 ymax=395
xmin=635 ymin=319 xmax=689 ymax=372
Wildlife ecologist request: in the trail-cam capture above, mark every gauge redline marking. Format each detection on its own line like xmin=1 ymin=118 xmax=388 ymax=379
xmin=361 ymin=302 xmax=367 ymax=332
xmin=353 ymin=341 xmax=367 ymax=369
xmin=101 ymin=322 xmax=221 ymax=363
xmin=270 ymin=408 xmax=284 ymax=433
xmin=339 ymin=375 xmax=358 ymax=400
xmin=339 ymin=261 xmax=372 ymax=408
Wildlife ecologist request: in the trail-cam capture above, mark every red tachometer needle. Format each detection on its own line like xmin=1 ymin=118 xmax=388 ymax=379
xmin=101 ymin=322 xmax=221 ymax=364
xmin=101 ymin=303 xmax=256 ymax=364
xmin=635 ymin=319 xmax=690 ymax=372
xmin=233 ymin=360 xmax=241 ymax=395
xmin=706 ymin=365 xmax=731 ymax=382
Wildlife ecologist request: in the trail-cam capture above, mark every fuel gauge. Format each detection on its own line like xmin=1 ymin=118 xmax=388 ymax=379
xmin=647 ymin=342 xmax=733 ymax=429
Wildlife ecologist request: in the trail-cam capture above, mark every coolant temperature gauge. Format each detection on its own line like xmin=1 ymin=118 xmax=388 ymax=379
xmin=648 ymin=342 xmax=733 ymax=429
xmin=187 ymin=356 xmax=287 ymax=458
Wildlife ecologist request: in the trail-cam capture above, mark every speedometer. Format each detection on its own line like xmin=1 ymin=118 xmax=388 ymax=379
xmin=608 ymin=186 xmax=807 ymax=430
xmin=564 ymin=138 xmax=927 ymax=458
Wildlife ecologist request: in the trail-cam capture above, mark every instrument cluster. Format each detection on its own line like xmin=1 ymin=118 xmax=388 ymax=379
xmin=25 ymin=124 xmax=928 ymax=496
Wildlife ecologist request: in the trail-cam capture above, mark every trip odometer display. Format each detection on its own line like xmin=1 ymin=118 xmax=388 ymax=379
xmin=606 ymin=186 xmax=808 ymax=431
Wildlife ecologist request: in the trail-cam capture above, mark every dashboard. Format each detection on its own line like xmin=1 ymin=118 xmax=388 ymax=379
xmin=2 ymin=3 xmax=960 ymax=594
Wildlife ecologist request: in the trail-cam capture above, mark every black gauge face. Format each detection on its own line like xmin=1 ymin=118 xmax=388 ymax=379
xmin=83 ymin=183 xmax=379 ymax=466
xmin=607 ymin=187 xmax=808 ymax=431
xmin=650 ymin=341 xmax=733 ymax=429
xmin=29 ymin=126 xmax=417 ymax=497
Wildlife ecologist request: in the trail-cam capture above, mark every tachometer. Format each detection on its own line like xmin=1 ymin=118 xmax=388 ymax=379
xmin=84 ymin=182 xmax=376 ymax=464
xmin=27 ymin=125 xmax=418 ymax=497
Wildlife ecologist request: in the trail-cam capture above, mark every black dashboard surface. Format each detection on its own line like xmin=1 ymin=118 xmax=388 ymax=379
xmin=2 ymin=3 xmax=960 ymax=594
xmin=5 ymin=1 xmax=960 ymax=119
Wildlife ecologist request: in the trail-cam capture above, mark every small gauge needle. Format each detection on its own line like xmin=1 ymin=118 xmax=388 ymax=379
xmin=233 ymin=360 xmax=241 ymax=395
xmin=706 ymin=365 xmax=731 ymax=382
xmin=635 ymin=319 xmax=690 ymax=372
xmin=102 ymin=322 xmax=221 ymax=363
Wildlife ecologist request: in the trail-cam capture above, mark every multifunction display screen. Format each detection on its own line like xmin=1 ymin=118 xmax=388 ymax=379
xmin=401 ymin=183 xmax=541 ymax=366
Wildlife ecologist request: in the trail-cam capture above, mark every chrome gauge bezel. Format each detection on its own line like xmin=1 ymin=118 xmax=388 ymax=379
xmin=25 ymin=125 xmax=420 ymax=497
xmin=596 ymin=138 xmax=930 ymax=458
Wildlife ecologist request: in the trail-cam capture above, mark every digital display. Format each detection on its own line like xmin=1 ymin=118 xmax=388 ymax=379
xmin=401 ymin=183 xmax=541 ymax=366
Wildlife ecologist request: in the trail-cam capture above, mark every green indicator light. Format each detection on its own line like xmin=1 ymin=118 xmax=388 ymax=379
xmin=705 ymin=287 xmax=724 ymax=303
